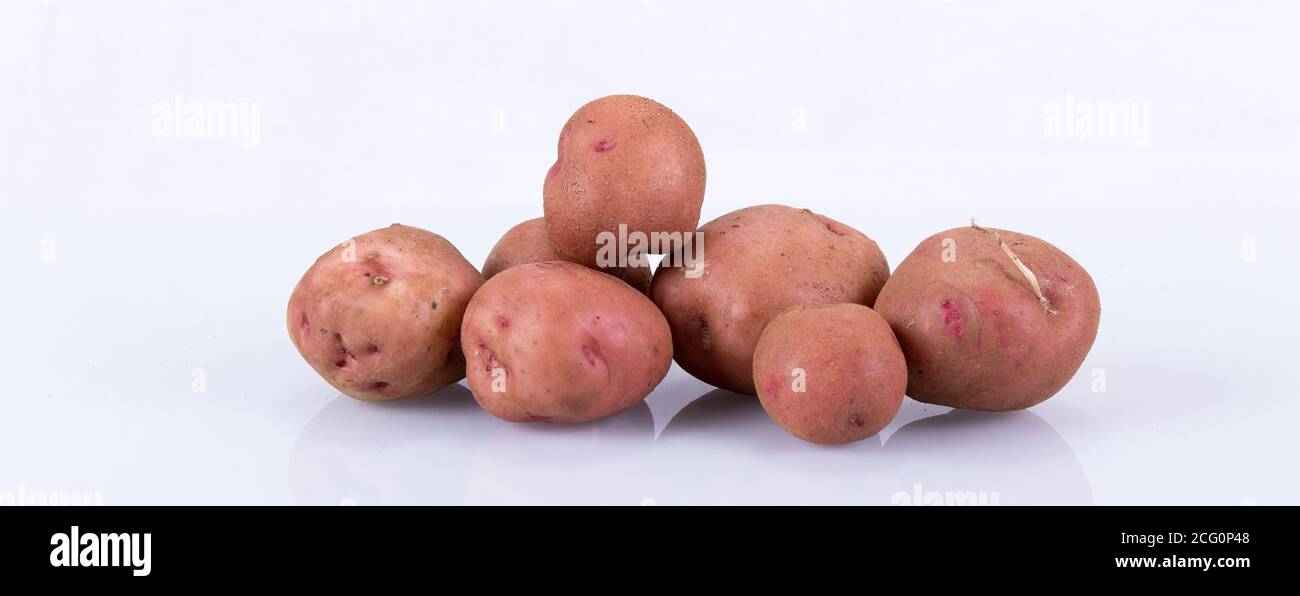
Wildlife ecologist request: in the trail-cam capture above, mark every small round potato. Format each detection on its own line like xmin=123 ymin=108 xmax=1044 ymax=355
xmin=874 ymin=225 xmax=1101 ymax=411
xmin=482 ymin=217 xmax=652 ymax=295
xmin=651 ymin=204 xmax=890 ymax=395
xmin=753 ymin=304 xmax=906 ymax=445
xmin=461 ymin=261 xmax=672 ymax=424
xmin=543 ymin=94 xmax=706 ymax=268
xmin=287 ymin=224 xmax=483 ymax=402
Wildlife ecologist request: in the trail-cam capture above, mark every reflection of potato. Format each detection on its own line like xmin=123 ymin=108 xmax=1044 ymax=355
xmin=657 ymin=389 xmax=782 ymax=442
xmin=875 ymin=226 xmax=1100 ymax=410
xmin=543 ymin=95 xmax=706 ymax=268
xmin=287 ymin=224 xmax=482 ymax=401
xmin=288 ymin=384 xmax=488 ymax=505
xmin=652 ymin=205 xmax=890 ymax=395
xmin=754 ymin=304 xmax=905 ymax=444
xmin=462 ymin=404 xmax=655 ymax=505
xmin=652 ymin=389 xmax=886 ymax=505
xmin=482 ymin=217 xmax=651 ymax=294
xmin=461 ymin=262 xmax=672 ymax=423
xmin=884 ymin=410 xmax=1093 ymax=505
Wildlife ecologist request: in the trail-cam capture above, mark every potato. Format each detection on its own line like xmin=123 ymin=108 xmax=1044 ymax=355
xmin=482 ymin=217 xmax=652 ymax=295
xmin=651 ymin=204 xmax=890 ymax=395
xmin=543 ymin=94 xmax=706 ymax=268
xmin=287 ymin=224 xmax=483 ymax=402
xmin=874 ymin=224 xmax=1100 ymax=411
xmin=753 ymin=304 xmax=906 ymax=444
xmin=461 ymin=261 xmax=672 ymax=423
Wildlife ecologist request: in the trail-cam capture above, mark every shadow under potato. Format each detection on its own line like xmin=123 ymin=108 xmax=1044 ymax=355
xmin=371 ymin=382 xmax=483 ymax=414
xmin=644 ymin=388 xmax=887 ymax=505
xmin=659 ymin=388 xmax=884 ymax=450
xmin=657 ymin=389 xmax=769 ymax=437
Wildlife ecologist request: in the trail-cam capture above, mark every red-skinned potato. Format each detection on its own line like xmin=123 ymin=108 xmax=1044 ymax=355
xmin=651 ymin=204 xmax=890 ymax=395
xmin=461 ymin=261 xmax=672 ymax=424
xmin=753 ymin=304 xmax=906 ymax=445
xmin=482 ymin=217 xmax=652 ymax=295
xmin=874 ymin=224 xmax=1101 ymax=411
xmin=287 ymin=224 xmax=483 ymax=402
xmin=543 ymin=94 xmax=705 ymax=267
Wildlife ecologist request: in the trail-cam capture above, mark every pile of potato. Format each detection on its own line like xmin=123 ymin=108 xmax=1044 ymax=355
xmin=287 ymin=95 xmax=1101 ymax=445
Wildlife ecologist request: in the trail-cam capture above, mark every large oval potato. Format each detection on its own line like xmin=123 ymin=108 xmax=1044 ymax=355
xmin=287 ymin=224 xmax=483 ymax=402
xmin=874 ymin=224 xmax=1101 ymax=411
xmin=482 ymin=217 xmax=652 ymax=295
xmin=753 ymin=304 xmax=906 ymax=445
xmin=543 ymin=94 xmax=705 ymax=268
xmin=461 ymin=261 xmax=672 ymax=423
xmin=651 ymin=204 xmax=890 ymax=395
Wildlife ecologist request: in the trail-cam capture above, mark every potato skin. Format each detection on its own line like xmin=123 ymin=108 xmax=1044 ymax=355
xmin=874 ymin=226 xmax=1101 ymax=411
xmin=287 ymin=224 xmax=483 ymax=402
xmin=753 ymin=304 xmax=906 ymax=445
xmin=461 ymin=261 xmax=672 ymax=424
xmin=543 ymin=95 xmax=706 ymax=267
xmin=651 ymin=204 xmax=890 ymax=395
xmin=482 ymin=217 xmax=652 ymax=295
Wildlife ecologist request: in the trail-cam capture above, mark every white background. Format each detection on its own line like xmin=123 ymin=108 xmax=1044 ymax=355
xmin=2 ymin=1 xmax=1297 ymax=505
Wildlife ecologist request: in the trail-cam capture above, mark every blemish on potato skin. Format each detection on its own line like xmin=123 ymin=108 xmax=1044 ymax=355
xmin=821 ymin=220 xmax=848 ymax=236
xmin=371 ymin=275 xmax=389 ymax=287
xmin=940 ymin=299 xmax=964 ymax=337
xmin=848 ymin=415 xmax=865 ymax=428
xmin=764 ymin=375 xmax=781 ymax=398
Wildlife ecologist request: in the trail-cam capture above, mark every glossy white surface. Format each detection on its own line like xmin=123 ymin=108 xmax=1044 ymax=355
xmin=2 ymin=1 xmax=1297 ymax=505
